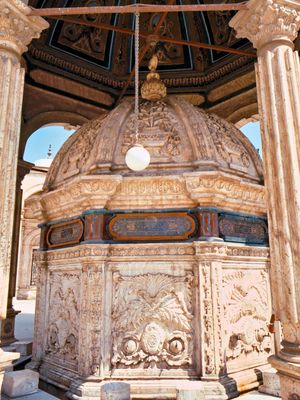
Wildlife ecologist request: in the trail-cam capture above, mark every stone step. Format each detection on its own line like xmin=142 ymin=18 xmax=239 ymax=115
xmin=238 ymin=390 xmax=281 ymax=399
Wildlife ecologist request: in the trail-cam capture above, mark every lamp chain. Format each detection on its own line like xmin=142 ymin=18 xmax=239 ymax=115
xmin=134 ymin=11 xmax=140 ymax=142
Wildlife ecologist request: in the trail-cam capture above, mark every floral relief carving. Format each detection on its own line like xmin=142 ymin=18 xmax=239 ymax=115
xmin=120 ymin=100 xmax=191 ymax=162
xmin=200 ymin=262 xmax=216 ymax=375
xmin=118 ymin=178 xmax=185 ymax=196
xmin=204 ymin=113 xmax=252 ymax=170
xmin=185 ymin=174 xmax=266 ymax=204
xmin=45 ymin=117 xmax=107 ymax=189
xmin=223 ymin=270 xmax=271 ymax=361
xmin=109 ymin=245 xmax=195 ymax=258
xmin=46 ymin=272 xmax=80 ymax=367
xmin=80 ymin=268 xmax=103 ymax=376
xmin=111 ymin=273 xmax=194 ymax=369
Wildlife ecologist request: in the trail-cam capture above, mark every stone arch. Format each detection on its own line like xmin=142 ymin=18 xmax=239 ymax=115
xmin=19 ymin=111 xmax=92 ymax=159
xmin=235 ymin=114 xmax=260 ymax=130
xmin=227 ymin=103 xmax=259 ymax=125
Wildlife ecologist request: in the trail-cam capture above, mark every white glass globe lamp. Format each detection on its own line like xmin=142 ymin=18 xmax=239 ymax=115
xmin=125 ymin=144 xmax=151 ymax=171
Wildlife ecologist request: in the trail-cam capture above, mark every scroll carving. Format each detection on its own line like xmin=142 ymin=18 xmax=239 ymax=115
xmin=111 ymin=273 xmax=194 ymax=369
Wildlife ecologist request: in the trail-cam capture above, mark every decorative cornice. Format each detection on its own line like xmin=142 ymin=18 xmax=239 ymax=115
xmin=230 ymin=0 xmax=300 ymax=49
xmin=41 ymin=175 xmax=122 ymax=220
xmin=184 ymin=172 xmax=266 ymax=215
xmin=193 ymin=241 xmax=270 ymax=259
xmin=33 ymin=242 xmax=270 ymax=263
xmin=28 ymin=45 xmax=253 ymax=90
xmin=0 ymin=0 xmax=48 ymax=58
xmin=28 ymin=172 xmax=266 ymax=222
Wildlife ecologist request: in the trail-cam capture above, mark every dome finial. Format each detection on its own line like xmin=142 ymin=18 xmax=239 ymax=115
xmin=141 ymin=54 xmax=167 ymax=101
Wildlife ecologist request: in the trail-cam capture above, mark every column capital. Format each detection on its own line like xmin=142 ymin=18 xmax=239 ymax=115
xmin=0 ymin=0 xmax=48 ymax=59
xmin=230 ymin=0 xmax=300 ymax=49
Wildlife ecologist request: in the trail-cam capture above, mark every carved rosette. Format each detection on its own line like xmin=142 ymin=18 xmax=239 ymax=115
xmin=230 ymin=0 xmax=300 ymax=48
xmin=45 ymin=272 xmax=80 ymax=370
xmin=111 ymin=273 xmax=194 ymax=370
xmin=222 ymin=270 xmax=271 ymax=365
xmin=0 ymin=0 xmax=48 ymax=58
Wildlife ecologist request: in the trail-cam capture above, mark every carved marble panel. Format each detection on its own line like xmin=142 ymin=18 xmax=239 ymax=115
xmin=222 ymin=269 xmax=272 ymax=370
xmin=111 ymin=272 xmax=194 ymax=370
xmin=45 ymin=271 xmax=80 ymax=371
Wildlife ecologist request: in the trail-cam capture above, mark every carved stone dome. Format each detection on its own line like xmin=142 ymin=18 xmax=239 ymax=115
xmin=44 ymin=96 xmax=263 ymax=191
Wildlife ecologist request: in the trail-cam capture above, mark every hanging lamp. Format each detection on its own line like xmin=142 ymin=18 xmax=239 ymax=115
xmin=125 ymin=11 xmax=151 ymax=172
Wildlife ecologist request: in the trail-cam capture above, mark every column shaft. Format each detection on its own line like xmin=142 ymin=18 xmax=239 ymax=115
xmin=256 ymin=43 xmax=300 ymax=330
xmin=0 ymin=59 xmax=24 ymax=320
xmin=0 ymin=0 xmax=48 ymax=346
xmin=230 ymin=1 xmax=300 ymax=397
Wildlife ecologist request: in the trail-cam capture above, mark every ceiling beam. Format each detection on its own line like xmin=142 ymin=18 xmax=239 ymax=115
xmin=29 ymin=2 xmax=249 ymax=17
xmin=49 ymin=16 xmax=256 ymax=59
xmin=115 ymin=0 xmax=176 ymax=105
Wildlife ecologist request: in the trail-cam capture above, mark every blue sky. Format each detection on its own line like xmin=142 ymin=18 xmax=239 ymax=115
xmin=23 ymin=121 xmax=262 ymax=163
xmin=239 ymin=121 xmax=262 ymax=156
xmin=23 ymin=125 xmax=74 ymax=163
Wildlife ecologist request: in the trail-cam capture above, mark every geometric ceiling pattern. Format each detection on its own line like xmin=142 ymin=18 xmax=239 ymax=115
xmin=28 ymin=0 xmax=254 ymax=93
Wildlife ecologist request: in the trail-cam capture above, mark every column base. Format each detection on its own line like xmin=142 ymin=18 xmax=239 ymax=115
xmin=269 ymin=354 xmax=300 ymax=399
xmin=0 ymin=308 xmax=21 ymax=346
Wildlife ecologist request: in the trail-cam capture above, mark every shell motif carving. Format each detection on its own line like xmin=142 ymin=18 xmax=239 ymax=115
xmin=223 ymin=270 xmax=271 ymax=361
xmin=46 ymin=272 xmax=80 ymax=367
xmin=111 ymin=273 xmax=194 ymax=369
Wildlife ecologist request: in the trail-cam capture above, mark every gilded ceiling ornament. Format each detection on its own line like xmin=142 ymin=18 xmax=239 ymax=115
xmin=141 ymin=54 xmax=167 ymax=101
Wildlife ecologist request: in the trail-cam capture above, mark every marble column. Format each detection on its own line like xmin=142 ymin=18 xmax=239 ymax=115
xmin=230 ymin=1 xmax=300 ymax=398
xmin=1 ymin=160 xmax=33 ymax=345
xmin=0 ymin=0 xmax=48 ymax=347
